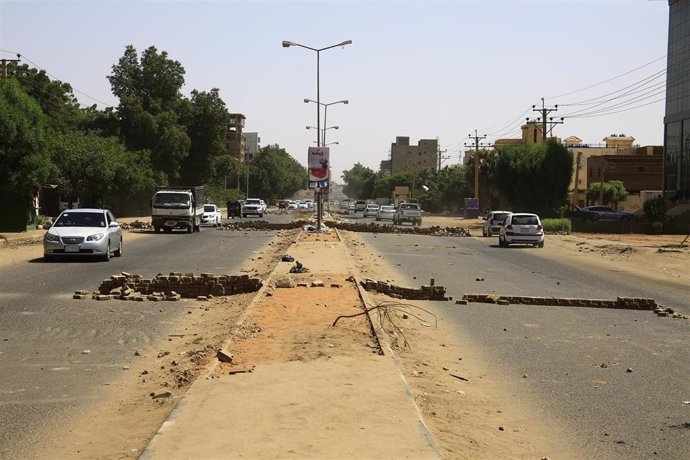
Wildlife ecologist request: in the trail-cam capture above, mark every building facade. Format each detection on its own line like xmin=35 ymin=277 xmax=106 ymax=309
xmin=244 ymin=132 xmax=260 ymax=162
xmin=390 ymin=136 xmax=438 ymax=174
xmin=664 ymin=0 xmax=690 ymax=201
xmin=226 ymin=113 xmax=246 ymax=163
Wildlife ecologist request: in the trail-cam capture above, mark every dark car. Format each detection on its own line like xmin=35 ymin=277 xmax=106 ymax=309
xmin=579 ymin=205 xmax=634 ymax=222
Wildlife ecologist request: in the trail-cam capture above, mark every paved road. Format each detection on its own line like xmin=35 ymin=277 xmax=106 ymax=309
xmin=0 ymin=223 xmax=274 ymax=459
xmin=358 ymin=232 xmax=690 ymax=459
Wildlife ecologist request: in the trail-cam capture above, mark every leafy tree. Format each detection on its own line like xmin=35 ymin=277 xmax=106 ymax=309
xmin=246 ymin=145 xmax=307 ymax=200
xmin=0 ymin=78 xmax=54 ymax=196
xmin=180 ymin=89 xmax=229 ymax=185
xmin=11 ymin=63 xmax=84 ymax=131
xmin=48 ymin=130 xmax=155 ymax=206
xmin=643 ymin=196 xmax=666 ymax=223
xmin=586 ymin=180 xmax=629 ymax=208
xmin=341 ymin=163 xmax=377 ymax=199
xmin=493 ymin=141 xmax=572 ymax=216
xmin=108 ymin=45 xmax=190 ymax=184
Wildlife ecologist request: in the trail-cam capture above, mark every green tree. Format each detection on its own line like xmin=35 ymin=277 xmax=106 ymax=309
xmin=180 ymin=89 xmax=229 ymax=185
xmin=493 ymin=141 xmax=572 ymax=216
xmin=247 ymin=145 xmax=307 ymax=200
xmin=586 ymin=180 xmax=629 ymax=208
xmin=0 ymin=78 xmax=54 ymax=196
xmin=108 ymin=45 xmax=190 ymax=184
xmin=341 ymin=163 xmax=377 ymax=199
xmin=48 ymin=130 xmax=155 ymax=206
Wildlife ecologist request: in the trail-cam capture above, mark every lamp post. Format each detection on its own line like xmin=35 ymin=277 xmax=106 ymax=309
xmin=313 ymin=141 xmax=339 ymax=146
xmin=304 ymin=99 xmax=348 ymax=144
xmin=306 ymin=125 xmax=339 ymax=144
xmin=283 ymin=39 xmax=352 ymax=230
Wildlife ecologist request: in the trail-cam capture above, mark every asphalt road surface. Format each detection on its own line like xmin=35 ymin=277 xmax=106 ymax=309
xmin=358 ymin=231 xmax=690 ymax=459
xmin=0 ymin=224 xmax=275 ymax=459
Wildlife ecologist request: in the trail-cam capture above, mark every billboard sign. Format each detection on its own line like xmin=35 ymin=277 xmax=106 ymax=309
xmin=308 ymin=147 xmax=330 ymax=189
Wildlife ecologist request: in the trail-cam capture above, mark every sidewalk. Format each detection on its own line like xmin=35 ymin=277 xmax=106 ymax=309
xmin=140 ymin=229 xmax=439 ymax=459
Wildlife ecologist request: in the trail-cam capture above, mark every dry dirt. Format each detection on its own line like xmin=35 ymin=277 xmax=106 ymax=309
xmin=4 ymin=217 xmax=690 ymax=459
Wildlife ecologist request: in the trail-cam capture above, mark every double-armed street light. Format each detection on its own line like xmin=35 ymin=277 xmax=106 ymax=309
xmin=304 ymin=99 xmax=348 ymax=145
xmin=306 ymin=125 xmax=339 ymax=145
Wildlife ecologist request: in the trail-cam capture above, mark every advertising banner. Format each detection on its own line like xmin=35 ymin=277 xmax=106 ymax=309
xmin=308 ymin=147 xmax=330 ymax=189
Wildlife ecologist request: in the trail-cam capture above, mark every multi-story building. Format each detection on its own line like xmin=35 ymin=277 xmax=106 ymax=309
xmin=664 ymin=0 xmax=690 ymax=203
xmin=226 ymin=113 xmax=246 ymax=163
xmin=244 ymin=132 xmax=260 ymax=162
xmin=389 ymin=136 xmax=438 ymax=174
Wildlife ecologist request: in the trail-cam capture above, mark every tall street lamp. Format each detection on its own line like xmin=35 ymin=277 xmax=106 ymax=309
xmin=282 ymin=40 xmax=352 ymax=147
xmin=304 ymin=99 xmax=348 ymax=145
xmin=283 ymin=39 xmax=352 ymax=230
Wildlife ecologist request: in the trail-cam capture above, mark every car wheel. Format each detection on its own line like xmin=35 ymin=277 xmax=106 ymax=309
xmin=259 ymin=213 xmax=263 ymax=218
xmin=114 ymin=238 xmax=123 ymax=257
xmin=102 ymin=243 xmax=111 ymax=261
xmin=538 ymin=241 xmax=544 ymax=248
xmin=187 ymin=225 xmax=193 ymax=234
xmin=154 ymin=226 xmax=161 ymax=233
xmin=44 ymin=254 xmax=55 ymax=262
xmin=164 ymin=227 xmax=172 ymax=233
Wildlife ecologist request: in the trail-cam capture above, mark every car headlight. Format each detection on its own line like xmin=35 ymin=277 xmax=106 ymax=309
xmin=87 ymin=233 xmax=105 ymax=241
xmin=45 ymin=233 xmax=60 ymax=242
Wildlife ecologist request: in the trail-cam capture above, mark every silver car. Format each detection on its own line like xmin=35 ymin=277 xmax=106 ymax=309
xmin=43 ymin=208 xmax=123 ymax=261
xmin=498 ymin=212 xmax=544 ymax=248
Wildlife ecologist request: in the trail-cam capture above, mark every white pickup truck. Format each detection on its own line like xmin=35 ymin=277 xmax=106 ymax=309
xmin=393 ymin=202 xmax=422 ymax=226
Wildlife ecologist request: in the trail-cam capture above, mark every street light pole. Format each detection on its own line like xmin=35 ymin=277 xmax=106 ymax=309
xmin=283 ymin=39 xmax=352 ymax=231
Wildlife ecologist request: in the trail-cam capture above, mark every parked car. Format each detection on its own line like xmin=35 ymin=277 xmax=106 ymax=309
xmin=498 ymin=212 xmax=544 ymax=248
xmin=482 ymin=210 xmax=510 ymax=237
xmin=340 ymin=200 xmax=351 ymax=210
xmin=579 ymin=205 xmax=634 ymax=222
xmin=393 ymin=203 xmax=423 ymax=226
xmin=354 ymin=200 xmax=367 ymax=212
xmin=201 ymin=204 xmax=222 ymax=226
xmin=286 ymin=201 xmax=298 ymax=209
xmin=243 ymin=198 xmax=264 ymax=217
xmin=43 ymin=208 xmax=123 ymax=261
xmin=363 ymin=203 xmax=379 ymax=217
xmin=376 ymin=205 xmax=396 ymax=221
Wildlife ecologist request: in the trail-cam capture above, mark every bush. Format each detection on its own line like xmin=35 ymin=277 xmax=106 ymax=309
xmin=643 ymin=196 xmax=666 ymax=223
xmin=650 ymin=221 xmax=664 ymax=235
xmin=542 ymin=218 xmax=571 ymax=234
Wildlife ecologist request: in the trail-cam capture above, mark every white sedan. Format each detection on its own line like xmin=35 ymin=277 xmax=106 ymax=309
xmin=376 ymin=205 xmax=395 ymax=221
xmin=201 ymin=204 xmax=222 ymax=226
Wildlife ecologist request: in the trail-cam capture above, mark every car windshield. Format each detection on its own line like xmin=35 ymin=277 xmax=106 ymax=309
xmin=493 ymin=212 xmax=510 ymax=221
xmin=153 ymin=193 xmax=190 ymax=208
xmin=204 ymin=205 xmax=216 ymax=212
xmin=245 ymin=199 xmax=260 ymax=205
xmin=400 ymin=204 xmax=419 ymax=210
xmin=512 ymin=215 xmax=539 ymax=225
xmin=54 ymin=212 xmax=106 ymax=228
xmin=381 ymin=206 xmax=394 ymax=211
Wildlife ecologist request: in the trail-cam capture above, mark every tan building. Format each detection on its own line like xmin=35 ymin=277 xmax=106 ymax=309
xmin=226 ymin=113 xmax=246 ymax=163
xmin=569 ymin=134 xmax=641 ymax=206
xmin=390 ymin=136 xmax=438 ymax=174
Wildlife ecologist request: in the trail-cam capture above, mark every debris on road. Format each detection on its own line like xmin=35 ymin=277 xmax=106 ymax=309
xmin=360 ymin=278 xmax=450 ymax=301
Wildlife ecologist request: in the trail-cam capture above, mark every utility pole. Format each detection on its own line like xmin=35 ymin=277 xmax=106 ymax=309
xmin=571 ymin=152 xmax=582 ymax=204
xmin=437 ymin=145 xmax=449 ymax=170
xmin=527 ymin=97 xmax=563 ymax=142
xmin=2 ymin=54 xmax=22 ymax=79
xmin=465 ymin=130 xmax=487 ymax=201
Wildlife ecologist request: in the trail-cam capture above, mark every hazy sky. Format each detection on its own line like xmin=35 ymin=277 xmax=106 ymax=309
xmin=1 ymin=0 xmax=669 ymax=182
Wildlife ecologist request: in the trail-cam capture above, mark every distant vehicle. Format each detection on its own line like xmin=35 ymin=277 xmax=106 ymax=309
xmin=393 ymin=203 xmax=422 ymax=226
xmin=298 ymin=201 xmax=309 ymax=209
xmin=347 ymin=201 xmax=355 ymax=211
xmin=340 ymin=200 xmax=351 ymax=210
xmin=151 ymin=185 xmax=204 ymax=233
xmin=498 ymin=212 xmax=544 ymax=248
xmin=287 ymin=201 xmax=298 ymax=210
xmin=278 ymin=200 xmax=289 ymax=209
xmin=43 ymin=208 xmax=123 ymax=261
xmin=201 ymin=204 xmax=222 ymax=226
xmin=354 ymin=200 xmax=367 ymax=212
xmin=376 ymin=205 xmax=395 ymax=221
xmin=579 ymin=205 xmax=634 ymax=222
xmin=243 ymin=198 xmax=264 ymax=217
xmin=363 ymin=203 xmax=379 ymax=217
xmin=227 ymin=200 xmax=242 ymax=218
xmin=482 ymin=210 xmax=510 ymax=237
xmin=303 ymin=199 xmax=315 ymax=209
